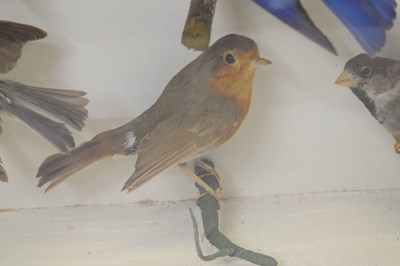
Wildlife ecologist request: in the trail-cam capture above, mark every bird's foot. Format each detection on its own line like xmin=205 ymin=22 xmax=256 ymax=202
xmin=179 ymin=162 xmax=221 ymax=208
xmin=193 ymin=159 xmax=221 ymax=186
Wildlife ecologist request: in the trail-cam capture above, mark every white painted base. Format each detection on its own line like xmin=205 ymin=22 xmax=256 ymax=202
xmin=1 ymin=189 xmax=399 ymax=266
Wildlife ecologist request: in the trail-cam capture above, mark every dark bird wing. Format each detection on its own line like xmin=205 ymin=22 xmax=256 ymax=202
xmin=323 ymin=0 xmax=397 ymax=56
xmin=0 ymin=20 xmax=47 ymax=73
xmin=0 ymin=80 xmax=88 ymax=153
xmin=253 ymin=0 xmax=337 ymax=55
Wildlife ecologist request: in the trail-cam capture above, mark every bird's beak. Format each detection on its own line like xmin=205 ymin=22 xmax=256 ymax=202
xmin=335 ymin=71 xmax=357 ymax=87
xmin=257 ymin=57 xmax=272 ymax=65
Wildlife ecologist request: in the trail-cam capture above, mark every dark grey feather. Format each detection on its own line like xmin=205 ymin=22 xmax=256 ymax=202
xmin=0 ymin=80 xmax=88 ymax=130
xmin=2 ymin=100 xmax=75 ymax=152
xmin=351 ymin=87 xmax=378 ymax=120
xmin=0 ymin=81 xmax=89 ymax=152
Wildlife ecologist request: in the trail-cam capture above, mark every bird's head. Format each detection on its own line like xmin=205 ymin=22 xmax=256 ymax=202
xmin=205 ymin=34 xmax=270 ymax=79
xmin=335 ymin=54 xmax=400 ymax=97
xmin=199 ymin=34 xmax=270 ymax=109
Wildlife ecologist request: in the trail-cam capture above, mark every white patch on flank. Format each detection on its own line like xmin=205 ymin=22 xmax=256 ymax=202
xmin=124 ymin=131 xmax=136 ymax=149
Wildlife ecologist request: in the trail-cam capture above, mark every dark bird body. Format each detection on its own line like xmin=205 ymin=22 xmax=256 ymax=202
xmin=37 ymin=34 xmax=270 ymax=192
xmin=336 ymin=54 xmax=400 ymax=153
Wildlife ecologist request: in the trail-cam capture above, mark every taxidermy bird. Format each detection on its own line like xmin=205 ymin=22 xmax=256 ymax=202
xmin=36 ymin=34 xmax=270 ymax=197
xmin=0 ymin=21 xmax=88 ymax=182
xmin=336 ymin=54 xmax=400 ymax=153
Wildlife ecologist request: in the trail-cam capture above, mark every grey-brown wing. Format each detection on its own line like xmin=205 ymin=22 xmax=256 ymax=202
xmin=122 ymin=118 xmax=233 ymax=192
xmin=0 ymin=20 xmax=47 ymax=73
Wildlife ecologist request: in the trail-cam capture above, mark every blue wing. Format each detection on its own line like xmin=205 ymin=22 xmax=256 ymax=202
xmin=323 ymin=0 xmax=397 ymax=56
xmin=253 ymin=0 xmax=337 ymax=55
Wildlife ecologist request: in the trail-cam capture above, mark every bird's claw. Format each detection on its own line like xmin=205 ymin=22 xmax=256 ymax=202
xmin=180 ymin=160 xmax=222 ymax=208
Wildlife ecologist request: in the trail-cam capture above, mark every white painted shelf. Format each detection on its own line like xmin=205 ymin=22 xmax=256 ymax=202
xmin=1 ymin=189 xmax=399 ymax=266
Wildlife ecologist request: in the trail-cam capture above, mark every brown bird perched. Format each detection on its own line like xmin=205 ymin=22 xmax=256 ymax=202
xmin=335 ymin=54 xmax=400 ymax=153
xmin=37 ymin=34 xmax=270 ymax=196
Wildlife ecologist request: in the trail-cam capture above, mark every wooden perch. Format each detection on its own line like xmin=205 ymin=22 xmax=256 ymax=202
xmin=189 ymin=158 xmax=278 ymax=266
xmin=181 ymin=0 xmax=216 ymax=51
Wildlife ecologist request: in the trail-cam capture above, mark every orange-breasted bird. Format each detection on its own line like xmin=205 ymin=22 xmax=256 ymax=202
xmin=36 ymin=34 xmax=270 ymax=195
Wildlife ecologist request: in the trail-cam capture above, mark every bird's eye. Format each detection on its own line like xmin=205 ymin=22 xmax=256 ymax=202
xmin=224 ymin=53 xmax=236 ymax=64
xmin=360 ymin=67 xmax=372 ymax=76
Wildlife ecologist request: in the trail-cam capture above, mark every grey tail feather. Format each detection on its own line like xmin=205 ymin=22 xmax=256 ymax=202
xmin=0 ymin=80 xmax=89 ymax=152
xmin=0 ymin=80 xmax=89 ymax=130
xmin=2 ymin=100 xmax=75 ymax=153
xmin=36 ymin=129 xmax=127 ymax=192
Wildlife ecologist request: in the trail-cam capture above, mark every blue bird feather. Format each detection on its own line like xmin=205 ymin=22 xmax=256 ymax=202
xmin=253 ymin=0 xmax=397 ymax=56
xmin=323 ymin=0 xmax=397 ymax=56
xmin=253 ymin=0 xmax=337 ymax=54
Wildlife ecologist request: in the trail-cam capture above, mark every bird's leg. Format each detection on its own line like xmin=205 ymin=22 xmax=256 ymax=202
xmin=193 ymin=158 xmax=221 ymax=188
xmin=179 ymin=162 xmax=220 ymax=203
xmin=394 ymin=136 xmax=400 ymax=154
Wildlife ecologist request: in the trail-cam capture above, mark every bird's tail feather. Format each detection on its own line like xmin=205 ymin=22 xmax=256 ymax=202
xmin=5 ymin=102 xmax=75 ymax=152
xmin=0 ymin=80 xmax=88 ymax=152
xmin=37 ymin=125 xmax=136 ymax=192
xmin=37 ymin=138 xmax=113 ymax=192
